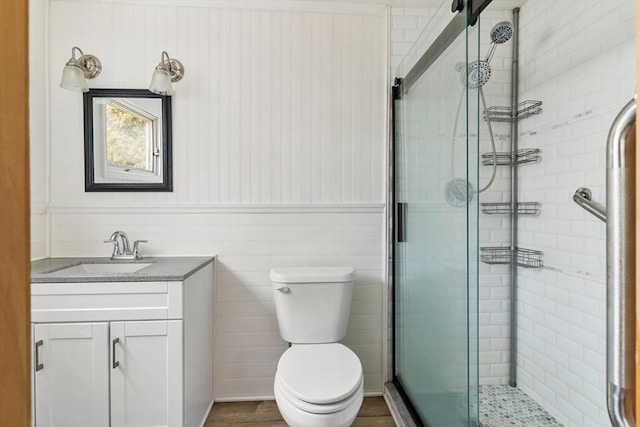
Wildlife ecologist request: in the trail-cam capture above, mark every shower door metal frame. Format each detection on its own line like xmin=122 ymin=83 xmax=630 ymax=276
xmin=390 ymin=1 xmax=492 ymax=425
xmin=402 ymin=0 xmax=493 ymax=94
xmin=389 ymin=76 xmax=426 ymax=426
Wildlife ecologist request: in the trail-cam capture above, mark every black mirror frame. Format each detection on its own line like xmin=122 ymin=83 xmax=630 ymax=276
xmin=83 ymin=88 xmax=173 ymax=192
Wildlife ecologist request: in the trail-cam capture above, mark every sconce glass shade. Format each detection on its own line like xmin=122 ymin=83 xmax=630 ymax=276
xmin=149 ymin=51 xmax=184 ymax=96
xmin=60 ymin=47 xmax=101 ymax=92
xmin=60 ymin=63 xmax=89 ymax=92
xmin=149 ymin=67 xmax=174 ymax=96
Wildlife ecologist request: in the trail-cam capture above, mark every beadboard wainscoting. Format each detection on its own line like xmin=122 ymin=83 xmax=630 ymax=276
xmin=48 ymin=204 xmax=386 ymax=399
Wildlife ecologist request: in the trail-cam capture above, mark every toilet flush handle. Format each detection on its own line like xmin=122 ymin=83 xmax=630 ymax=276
xmin=274 ymin=285 xmax=290 ymax=293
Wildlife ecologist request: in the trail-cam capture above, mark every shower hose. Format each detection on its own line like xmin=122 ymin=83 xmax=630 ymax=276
xmin=450 ymin=85 xmax=498 ymax=194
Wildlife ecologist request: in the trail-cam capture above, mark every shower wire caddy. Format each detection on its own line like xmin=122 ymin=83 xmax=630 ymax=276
xmin=480 ymin=247 xmax=544 ymax=269
xmin=481 ymin=148 xmax=541 ymax=166
xmin=483 ymin=100 xmax=542 ymax=122
xmin=481 ymin=202 xmax=541 ymax=215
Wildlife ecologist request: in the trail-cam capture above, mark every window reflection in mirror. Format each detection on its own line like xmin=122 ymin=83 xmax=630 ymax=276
xmin=99 ymin=98 xmax=161 ymax=182
xmin=84 ymin=89 xmax=172 ymax=192
xmin=106 ymin=101 xmax=157 ymax=172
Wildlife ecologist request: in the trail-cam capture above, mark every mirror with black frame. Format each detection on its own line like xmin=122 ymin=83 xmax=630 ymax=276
xmin=83 ymin=88 xmax=172 ymax=191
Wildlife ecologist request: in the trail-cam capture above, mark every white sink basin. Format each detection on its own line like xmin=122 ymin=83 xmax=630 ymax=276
xmin=53 ymin=262 xmax=153 ymax=275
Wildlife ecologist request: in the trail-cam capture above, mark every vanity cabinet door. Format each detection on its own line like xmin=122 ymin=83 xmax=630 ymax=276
xmin=110 ymin=320 xmax=183 ymax=427
xmin=33 ymin=322 xmax=109 ymax=427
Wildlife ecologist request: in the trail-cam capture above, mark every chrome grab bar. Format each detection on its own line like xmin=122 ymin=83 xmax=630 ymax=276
xmin=606 ymin=97 xmax=636 ymax=427
xmin=573 ymin=187 xmax=606 ymax=222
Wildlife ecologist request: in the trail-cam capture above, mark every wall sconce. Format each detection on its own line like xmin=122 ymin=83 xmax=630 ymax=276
xmin=149 ymin=51 xmax=184 ymax=96
xmin=59 ymin=46 xmax=102 ymax=92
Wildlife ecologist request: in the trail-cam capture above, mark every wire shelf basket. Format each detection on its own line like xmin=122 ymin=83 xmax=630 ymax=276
xmin=481 ymin=148 xmax=541 ymax=166
xmin=481 ymin=202 xmax=541 ymax=215
xmin=480 ymin=246 xmax=544 ymax=268
xmin=484 ymin=100 xmax=543 ymax=122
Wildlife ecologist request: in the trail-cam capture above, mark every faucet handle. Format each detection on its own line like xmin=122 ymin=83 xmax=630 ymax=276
xmin=131 ymin=240 xmax=148 ymax=259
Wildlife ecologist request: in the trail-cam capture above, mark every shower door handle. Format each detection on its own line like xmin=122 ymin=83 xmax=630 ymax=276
xmin=397 ymin=203 xmax=407 ymax=243
xmin=606 ymin=97 xmax=636 ymax=427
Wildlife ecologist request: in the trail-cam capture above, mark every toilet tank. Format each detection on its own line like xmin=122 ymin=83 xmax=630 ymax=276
xmin=270 ymin=266 xmax=356 ymax=344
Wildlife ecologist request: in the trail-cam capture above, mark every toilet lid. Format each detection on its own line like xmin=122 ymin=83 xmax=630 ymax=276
xmin=277 ymin=343 xmax=363 ymax=404
xmin=269 ymin=266 xmax=355 ymax=283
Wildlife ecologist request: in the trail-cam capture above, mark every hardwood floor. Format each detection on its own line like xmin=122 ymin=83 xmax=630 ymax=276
xmin=205 ymin=396 xmax=396 ymax=426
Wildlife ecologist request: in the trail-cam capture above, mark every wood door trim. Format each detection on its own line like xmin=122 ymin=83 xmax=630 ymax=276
xmin=0 ymin=1 xmax=31 ymax=426
xmin=636 ymin=1 xmax=640 ymax=423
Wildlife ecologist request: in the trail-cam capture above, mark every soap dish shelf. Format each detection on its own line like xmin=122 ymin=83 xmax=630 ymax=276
xmin=484 ymin=100 xmax=543 ymax=122
xmin=481 ymin=202 xmax=541 ymax=215
xmin=480 ymin=246 xmax=544 ymax=269
xmin=482 ymin=148 xmax=541 ymax=166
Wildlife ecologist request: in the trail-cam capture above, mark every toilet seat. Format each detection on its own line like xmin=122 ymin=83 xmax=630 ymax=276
xmin=274 ymin=344 xmax=364 ymax=427
xmin=275 ymin=374 xmax=363 ymax=414
xmin=274 ymin=377 xmax=363 ymax=427
xmin=276 ymin=343 xmax=363 ymax=405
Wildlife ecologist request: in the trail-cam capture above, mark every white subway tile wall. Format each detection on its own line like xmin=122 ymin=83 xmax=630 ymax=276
xmin=390 ymin=6 xmax=439 ymax=78
xmin=516 ymin=1 xmax=634 ymax=426
xmin=475 ymin=8 xmax=518 ymax=386
xmin=387 ymin=5 xmax=436 ymax=385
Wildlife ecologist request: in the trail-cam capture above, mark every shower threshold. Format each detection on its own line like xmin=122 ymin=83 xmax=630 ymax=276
xmin=479 ymin=385 xmax=563 ymax=427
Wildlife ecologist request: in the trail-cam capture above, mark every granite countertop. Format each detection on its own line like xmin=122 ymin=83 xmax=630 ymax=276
xmin=31 ymin=256 xmax=215 ymax=283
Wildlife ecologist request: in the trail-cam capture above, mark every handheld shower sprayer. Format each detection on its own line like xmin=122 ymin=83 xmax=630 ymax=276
xmin=446 ymin=21 xmax=513 ymax=207
xmin=462 ymin=21 xmax=513 ymax=89
xmin=485 ymin=21 xmax=513 ymax=61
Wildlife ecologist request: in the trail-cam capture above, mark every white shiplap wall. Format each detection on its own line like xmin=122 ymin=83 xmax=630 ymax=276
xmin=32 ymin=0 xmax=388 ymax=400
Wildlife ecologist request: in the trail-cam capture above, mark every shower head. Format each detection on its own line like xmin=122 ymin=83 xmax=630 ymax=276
xmin=444 ymin=178 xmax=474 ymax=207
xmin=484 ymin=21 xmax=513 ymax=63
xmin=490 ymin=21 xmax=513 ymax=44
xmin=458 ymin=20 xmax=512 ymax=89
xmin=461 ymin=60 xmax=491 ymax=89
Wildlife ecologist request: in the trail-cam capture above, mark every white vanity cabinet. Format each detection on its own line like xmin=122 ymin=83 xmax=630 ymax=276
xmin=109 ymin=320 xmax=183 ymax=427
xmin=33 ymin=322 xmax=110 ymax=427
xmin=31 ymin=259 xmax=214 ymax=427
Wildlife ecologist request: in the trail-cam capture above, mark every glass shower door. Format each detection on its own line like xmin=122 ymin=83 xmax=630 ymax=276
xmin=393 ymin=12 xmax=480 ymax=427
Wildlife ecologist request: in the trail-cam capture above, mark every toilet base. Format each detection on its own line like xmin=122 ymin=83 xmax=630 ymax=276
xmin=274 ymin=377 xmax=363 ymax=427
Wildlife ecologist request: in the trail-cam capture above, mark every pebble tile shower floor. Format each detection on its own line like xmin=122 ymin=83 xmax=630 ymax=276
xmin=480 ymin=385 xmax=563 ymax=427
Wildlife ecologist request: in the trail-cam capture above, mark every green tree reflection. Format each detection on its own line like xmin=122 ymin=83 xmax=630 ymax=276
xmin=105 ymin=104 xmax=149 ymax=170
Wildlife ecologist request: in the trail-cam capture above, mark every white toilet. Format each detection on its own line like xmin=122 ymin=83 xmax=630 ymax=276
xmin=270 ymin=266 xmax=363 ymax=427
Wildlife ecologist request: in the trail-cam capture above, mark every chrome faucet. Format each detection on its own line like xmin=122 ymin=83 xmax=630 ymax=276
xmin=104 ymin=231 xmax=148 ymax=260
